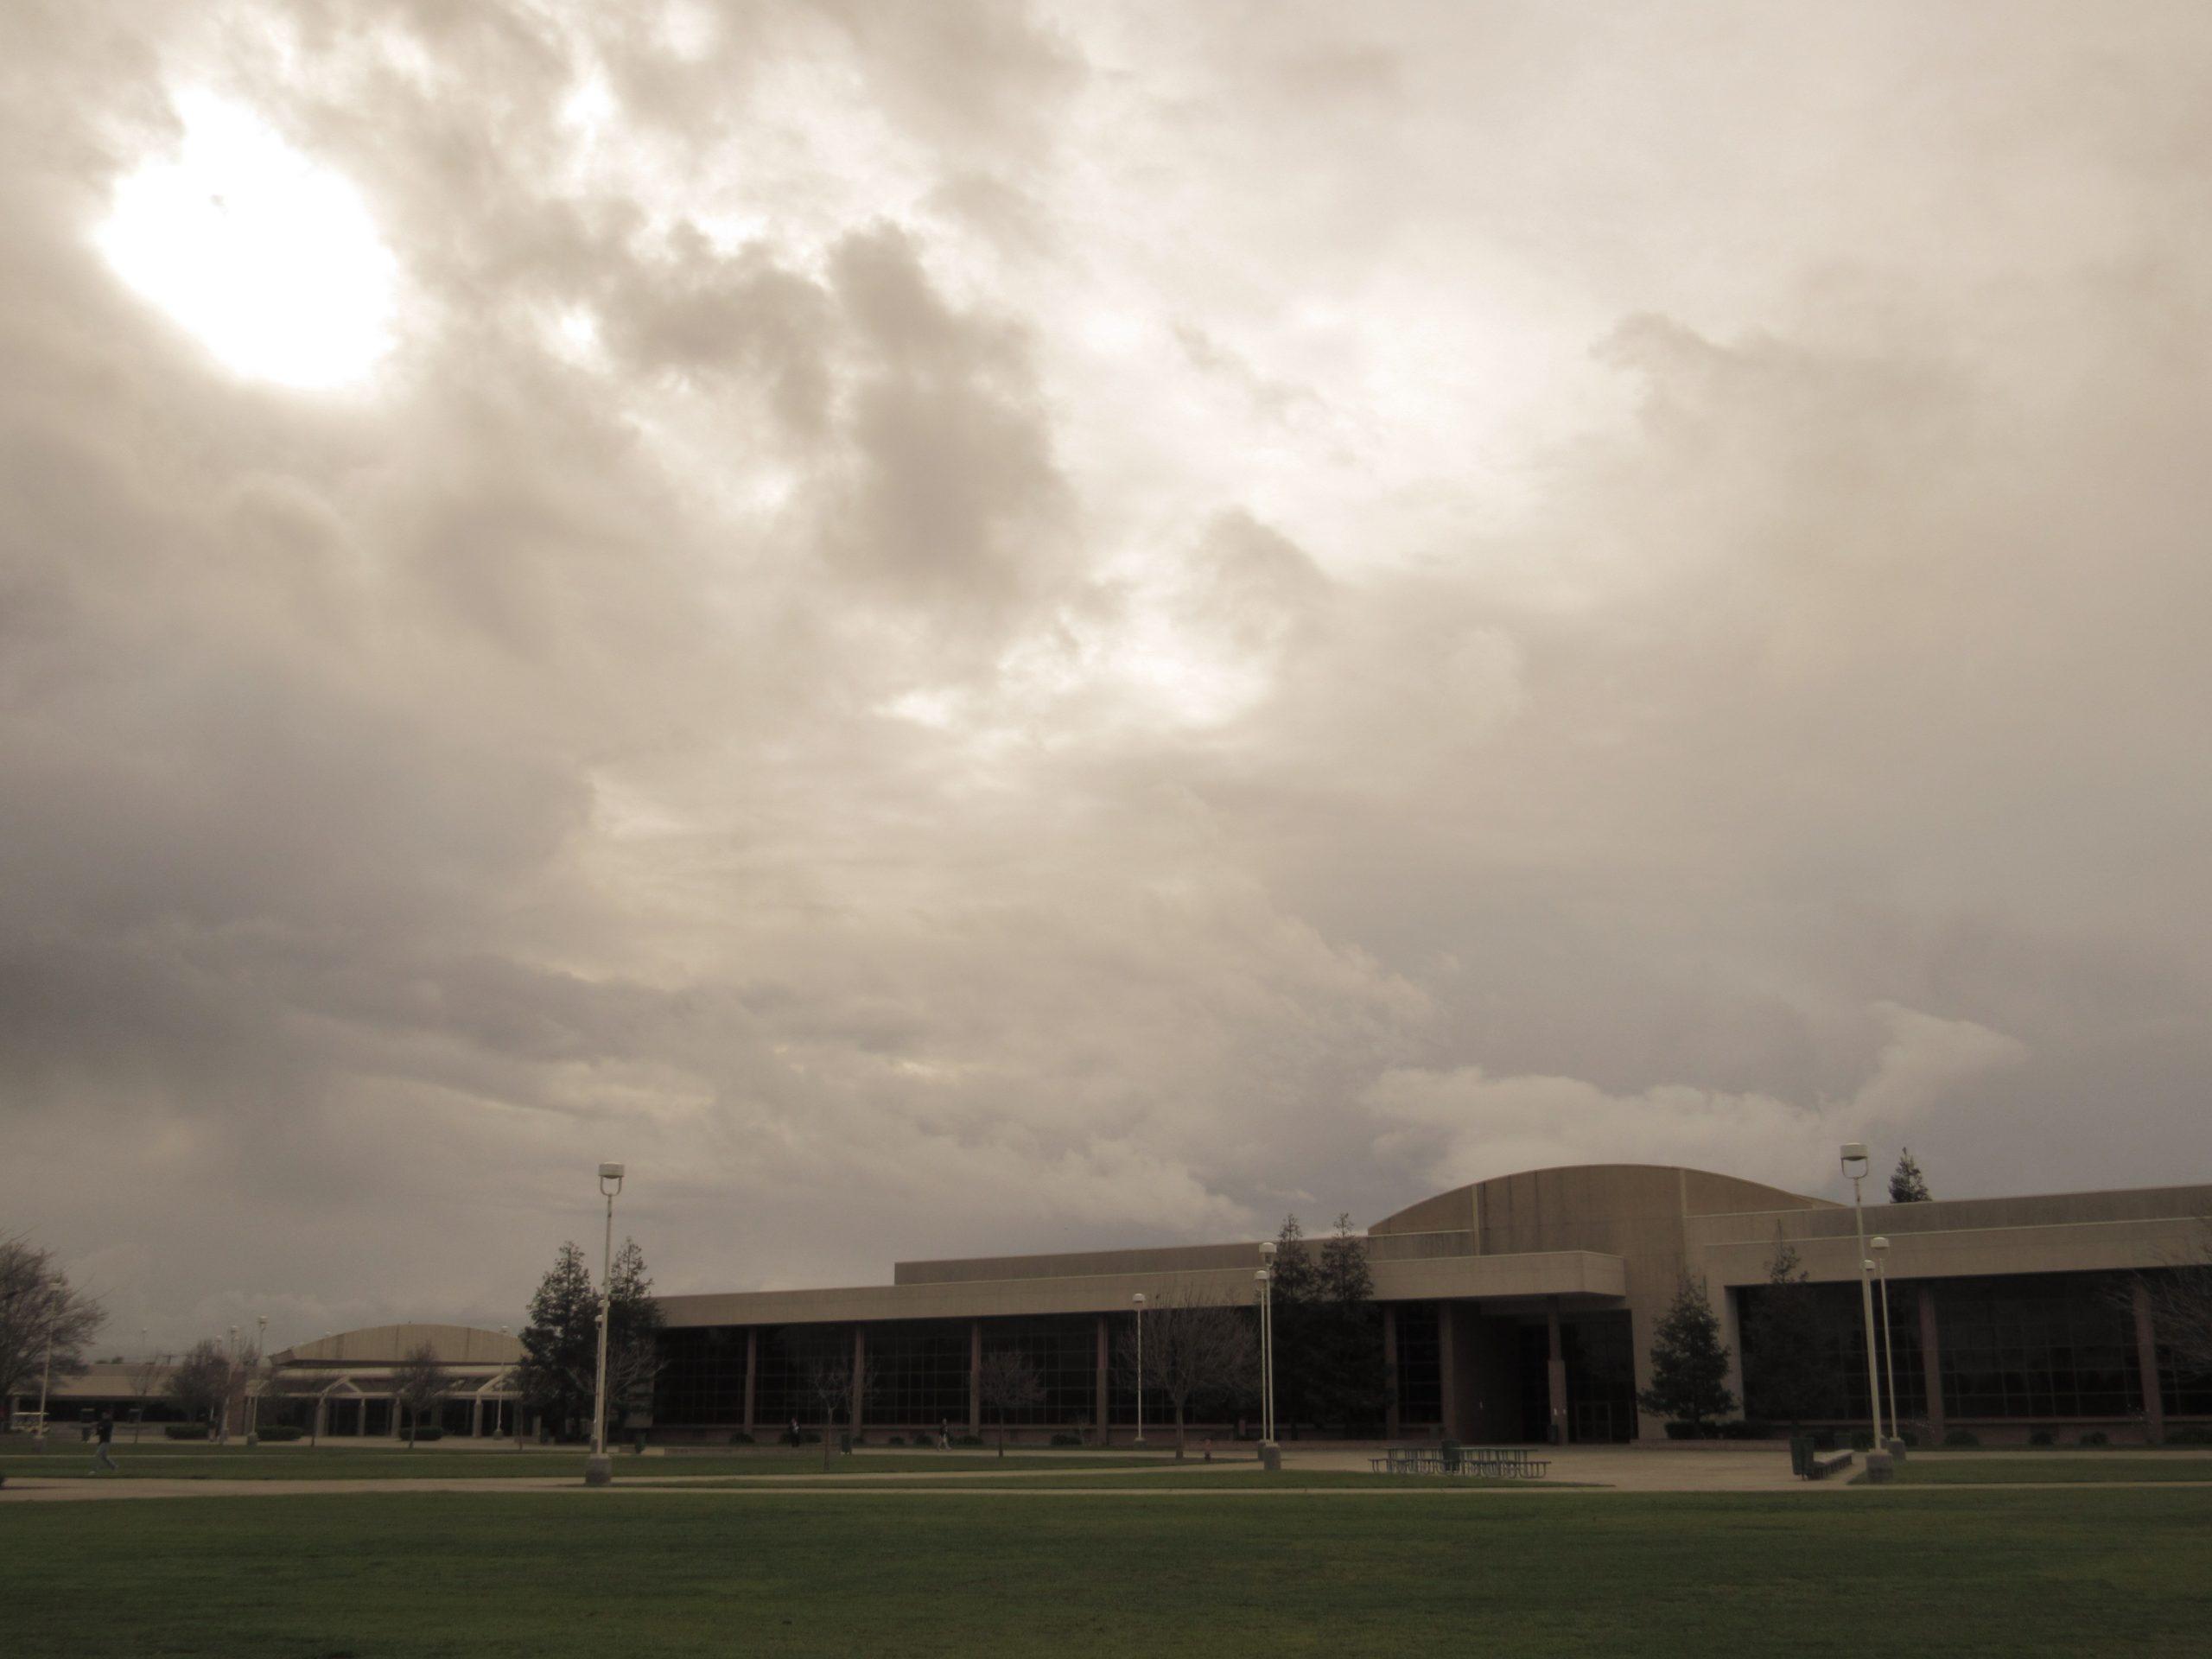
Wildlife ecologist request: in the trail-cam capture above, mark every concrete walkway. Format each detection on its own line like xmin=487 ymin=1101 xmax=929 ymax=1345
xmin=0 ymin=1445 xmax=1783 ymax=1503
xmin=1284 ymin=1445 xmax=1803 ymax=1491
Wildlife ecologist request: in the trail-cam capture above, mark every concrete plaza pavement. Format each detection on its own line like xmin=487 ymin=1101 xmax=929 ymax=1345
xmin=0 ymin=1443 xmax=1815 ymax=1501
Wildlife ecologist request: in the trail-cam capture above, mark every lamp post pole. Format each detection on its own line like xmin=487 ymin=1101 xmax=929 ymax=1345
xmin=1872 ymin=1237 xmax=1899 ymax=1445
xmin=35 ymin=1330 xmax=52 ymax=1446
xmin=586 ymin=1162 xmax=625 ymax=1487
xmin=1255 ymin=1239 xmax=1278 ymax=1465
xmin=249 ymin=1313 xmax=267 ymax=1443
xmin=1255 ymin=1269 xmax=1272 ymax=1444
xmin=1840 ymin=1145 xmax=1885 ymax=1459
xmin=1132 ymin=1293 xmax=1146 ymax=1446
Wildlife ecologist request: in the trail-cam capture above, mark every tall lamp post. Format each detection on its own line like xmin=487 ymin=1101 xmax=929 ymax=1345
xmin=585 ymin=1161 xmax=625 ymax=1487
xmin=1872 ymin=1236 xmax=1899 ymax=1447
xmin=1256 ymin=1239 xmax=1279 ymax=1464
xmin=1840 ymin=1145 xmax=1885 ymax=1464
xmin=34 ymin=1329 xmax=53 ymax=1446
xmin=248 ymin=1313 xmax=268 ymax=1444
xmin=1131 ymin=1293 xmax=1146 ymax=1446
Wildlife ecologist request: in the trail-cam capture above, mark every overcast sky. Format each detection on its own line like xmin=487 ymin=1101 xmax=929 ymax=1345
xmin=4 ymin=1 xmax=2209 ymax=1354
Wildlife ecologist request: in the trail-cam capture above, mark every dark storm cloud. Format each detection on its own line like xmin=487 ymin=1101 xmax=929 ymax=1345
xmin=2 ymin=1 xmax=2209 ymax=1350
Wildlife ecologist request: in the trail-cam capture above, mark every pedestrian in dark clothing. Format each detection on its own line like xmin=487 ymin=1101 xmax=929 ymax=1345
xmin=89 ymin=1413 xmax=118 ymax=1475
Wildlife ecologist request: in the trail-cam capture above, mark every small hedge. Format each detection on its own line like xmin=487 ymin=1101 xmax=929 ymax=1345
xmin=2077 ymin=1430 xmax=2109 ymax=1447
xmin=2029 ymin=1429 xmax=2055 ymax=1446
xmin=164 ymin=1424 xmax=211 ymax=1440
xmin=1049 ymin=1433 xmax=1084 ymax=1447
xmin=727 ymin=1431 xmax=754 ymax=1446
xmin=2165 ymin=1427 xmax=2212 ymax=1446
xmin=403 ymin=1426 xmax=444 ymax=1442
xmin=952 ymin=1433 xmax=982 ymax=1447
xmin=1943 ymin=1428 xmax=1980 ymax=1447
xmin=255 ymin=1426 xmax=303 ymax=1443
xmin=886 ymin=1435 xmax=906 ymax=1446
xmin=1848 ymin=1429 xmax=1876 ymax=1452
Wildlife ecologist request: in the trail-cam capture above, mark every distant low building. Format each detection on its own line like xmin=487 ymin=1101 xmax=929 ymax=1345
xmin=265 ymin=1324 xmax=524 ymax=1439
xmin=648 ymin=1163 xmax=2212 ymax=1445
xmin=8 ymin=1323 xmax=524 ymax=1440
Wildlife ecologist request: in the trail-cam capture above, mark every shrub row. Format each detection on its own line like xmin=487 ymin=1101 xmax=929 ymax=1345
xmin=254 ymin=1426 xmax=303 ymax=1442
xmin=163 ymin=1424 xmax=211 ymax=1440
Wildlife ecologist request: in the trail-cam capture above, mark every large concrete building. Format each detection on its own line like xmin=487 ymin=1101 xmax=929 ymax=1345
xmin=651 ymin=1163 xmax=2212 ymax=1444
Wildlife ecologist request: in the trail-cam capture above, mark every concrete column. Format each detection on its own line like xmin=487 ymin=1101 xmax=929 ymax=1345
xmin=314 ymin=1392 xmax=326 ymax=1441
xmin=1438 ymin=1302 xmax=1461 ymax=1440
xmin=742 ymin=1328 xmax=758 ymax=1433
xmin=1382 ymin=1305 xmax=1402 ymax=1440
xmin=1546 ymin=1303 xmax=1569 ymax=1446
xmin=1095 ymin=1314 xmax=1109 ymax=1440
xmin=2133 ymin=1281 xmax=2166 ymax=1446
xmin=850 ymin=1327 xmax=867 ymax=1432
xmin=1716 ymin=1287 xmax=1746 ymax=1421
xmin=1918 ymin=1286 xmax=1945 ymax=1440
xmin=968 ymin=1319 xmax=982 ymax=1433
xmin=470 ymin=1397 xmax=482 ymax=1439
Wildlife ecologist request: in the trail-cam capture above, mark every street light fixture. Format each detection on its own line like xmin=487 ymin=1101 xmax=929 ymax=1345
xmin=1131 ymin=1293 xmax=1146 ymax=1446
xmin=586 ymin=1162 xmax=625 ymax=1487
xmin=1872 ymin=1236 xmax=1899 ymax=1446
xmin=1840 ymin=1144 xmax=1885 ymax=1460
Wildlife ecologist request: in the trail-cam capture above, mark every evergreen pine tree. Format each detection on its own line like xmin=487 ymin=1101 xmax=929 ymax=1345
xmin=1741 ymin=1230 xmax=1843 ymax=1426
xmin=518 ymin=1243 xmax=597 ymax=1439
xmin=1889 ymin=1147 xmax=1932 ymax=1202
xmin=1312 ymin=1215 xmax=1391 ymax=1434
xmin=1636 ymin=1277 xmax=1738 ymax=1432
xmin=1267 ymin=1214 xmax=1318 ymax=1429
xmin=517 ymin=1238 xmax=665 ymax=1441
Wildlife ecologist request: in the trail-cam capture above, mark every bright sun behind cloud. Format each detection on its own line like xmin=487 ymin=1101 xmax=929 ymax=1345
xmin=95 ymin=91 xmax=399 ymax=391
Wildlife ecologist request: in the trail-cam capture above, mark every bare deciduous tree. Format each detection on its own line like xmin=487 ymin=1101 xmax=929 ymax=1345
xmin=0 ymin=1234 xmax=105 ymax=1425
xmin=2142 ymin=1220 xmax=2212 ymax=1380
xmin=1116 ymin=1294 xmax=1259 ymax=1459
xmin=168 ymin=1338 xmax=232 ymax=1432
xmin=256 ymin=1363 xmax=326 ymax=1445
xmin=804 ymin=1344 xmax=876 ymax=1470
xmin=391 ymin=1341 xmax=449 ymax=1448
xmin=976 ymin=1349 xmax=1045 ymax=1459
xmin=124 ymin=1351 xmax=167 ymax=1443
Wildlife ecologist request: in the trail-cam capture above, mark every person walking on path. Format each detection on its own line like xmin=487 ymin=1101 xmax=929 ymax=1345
xmin=88 ymin=1413 xmax=118 ymax=1475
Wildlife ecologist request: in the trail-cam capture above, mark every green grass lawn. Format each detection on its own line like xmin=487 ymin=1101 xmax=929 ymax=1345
xmin=0 ymin=1445 xmax=1168 ymax=1482
xmin=1885 ymin=1457 xmax=2212 ymax=1485
xmin=5 ymin=1488 xmax=2208 ymax=1657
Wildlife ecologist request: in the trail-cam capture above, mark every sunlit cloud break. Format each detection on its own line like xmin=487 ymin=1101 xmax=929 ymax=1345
xmin=96 ymin=90 xmax=400 ymax=391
